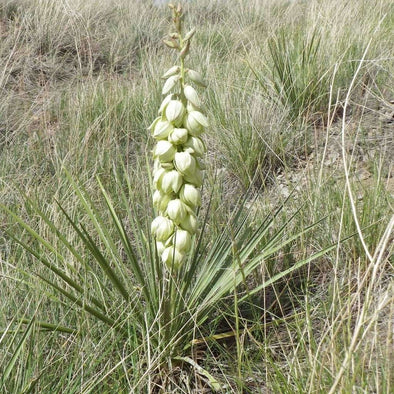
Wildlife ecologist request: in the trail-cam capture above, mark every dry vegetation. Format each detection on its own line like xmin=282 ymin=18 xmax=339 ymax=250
xmin=0 ymin=0 xmax=393 ymax=392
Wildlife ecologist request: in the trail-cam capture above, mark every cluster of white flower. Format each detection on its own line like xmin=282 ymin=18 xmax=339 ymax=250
xmin=149 ymin=5 xmax=207 ymax=270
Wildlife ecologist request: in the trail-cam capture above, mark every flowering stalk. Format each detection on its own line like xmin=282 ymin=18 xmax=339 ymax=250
xmin=150 ymin=3 xmax=207 ymax=271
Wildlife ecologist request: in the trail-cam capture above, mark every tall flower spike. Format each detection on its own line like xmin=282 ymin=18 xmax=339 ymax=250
xmin=150 ymin=3 xmax=207 ymax=271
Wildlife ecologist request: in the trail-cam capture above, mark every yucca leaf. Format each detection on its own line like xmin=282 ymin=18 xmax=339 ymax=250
xmin=64 ymin=170 xmax=130 ymax=287
xmin=37 ymin=274 xmax=115 ymax=327
xmin=96 ymin=177 xmax=153 ymax=314
xmin=20 ymin=319 xmax=76 ymax=334
xmin=1 ymin=320 xmax=76 ymax=335
xmin=1 ymin=204 xmax=78 ymax=275
xmin=4 ymin=228 xmax=106 ymax=312
xmin=56 ymin=202 xmax=130 ymax=302
xmin=21 ymin=196 xmax=89 ymax=274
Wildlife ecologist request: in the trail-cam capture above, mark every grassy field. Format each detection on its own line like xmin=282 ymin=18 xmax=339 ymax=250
xmin=0 ymin=0 xmax=393 ymax=392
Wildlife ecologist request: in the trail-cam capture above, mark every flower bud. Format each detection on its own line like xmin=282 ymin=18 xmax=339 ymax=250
xmin=173 ymin=229 xmax=192 ymax=253
xmin=162 ymin=75 xmax=179 ymax=95
xmin=187 ymin=69 xmax=207 ymax=87
xmin=179 ymin=212 xmax=197 ymax=234
xmin=165 ymin=100 xmax=185 ymax=126
xmin=151 ymin=216 xmax=174 ymax=241
xmin=174 ymin=151 xmax=196 ymax=175
xmin=168 ymin=128 xmax=188 ymax=145
xmin=153 ymin=120 xmax=174 ymax=140
xmin=161 ymin=246 xmax=185 ymax=269
xmin=161 ymin=66 xmax=180 ymax=79
xmin=166 ymin=199 xmax=188 ymax=224
xmin=184 ymin=85 xmax=201 ymax=108
xmin=161 ymin=170 xmax=183 ymax=194
xmin=183 ymin=136 xmax=206 ymax=157
xmin=179 ymin=183 xmax=201 ymax=207
xmin=154 ymin=140 xmax=176 ymax=162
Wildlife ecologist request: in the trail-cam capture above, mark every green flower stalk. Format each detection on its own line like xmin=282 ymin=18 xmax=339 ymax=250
xmin=150 ymin=3 xmax=207 ymax=270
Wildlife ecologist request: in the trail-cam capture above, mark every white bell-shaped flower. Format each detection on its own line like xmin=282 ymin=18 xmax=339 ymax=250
xmin=183 ymin=168 xmax=202 ymax=187
xmin=179 ymin=183 xmax=201 ymax=207
xmin=168 ymin=128 xmax=188 ymax=145
xmin=174 ymin=151 xmax=196 ymax=175
xmin=173 ymin=229 xmax=192 ymax=253
xmin=166 ymin=199 xmax=188 ymax=224
xmin=162 ymin=75 xmax=179 ymax=95
xmin=185 ymin=110 xmax=208 ymax=136
xmin=179 ymin=212 xmax=197 ymax=234
xmin=161 ymin=170 xmax=183 ymax=194
xmin=153 ymin=120 xmax=174 ymax=140
xmin=165 ymin=100 xmax=185 ymax=126
xmin=154 ymin=140 xmax=176 ymax=162
xmin=161 ymin=246 xmax=185 ymax=269
xmin=183 ymin=136 xmax=206 ymax=157
xmin=151 ymin=216 xmax=174 ymax=241
xmin=184 ymin=112 xmax=203 ymax=136
xmin=148 ymin=116 xmax=160 ymax=131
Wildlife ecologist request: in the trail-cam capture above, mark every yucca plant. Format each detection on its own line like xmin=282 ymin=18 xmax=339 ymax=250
xmin=1 ymin=3 xmax=336 ymax=391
